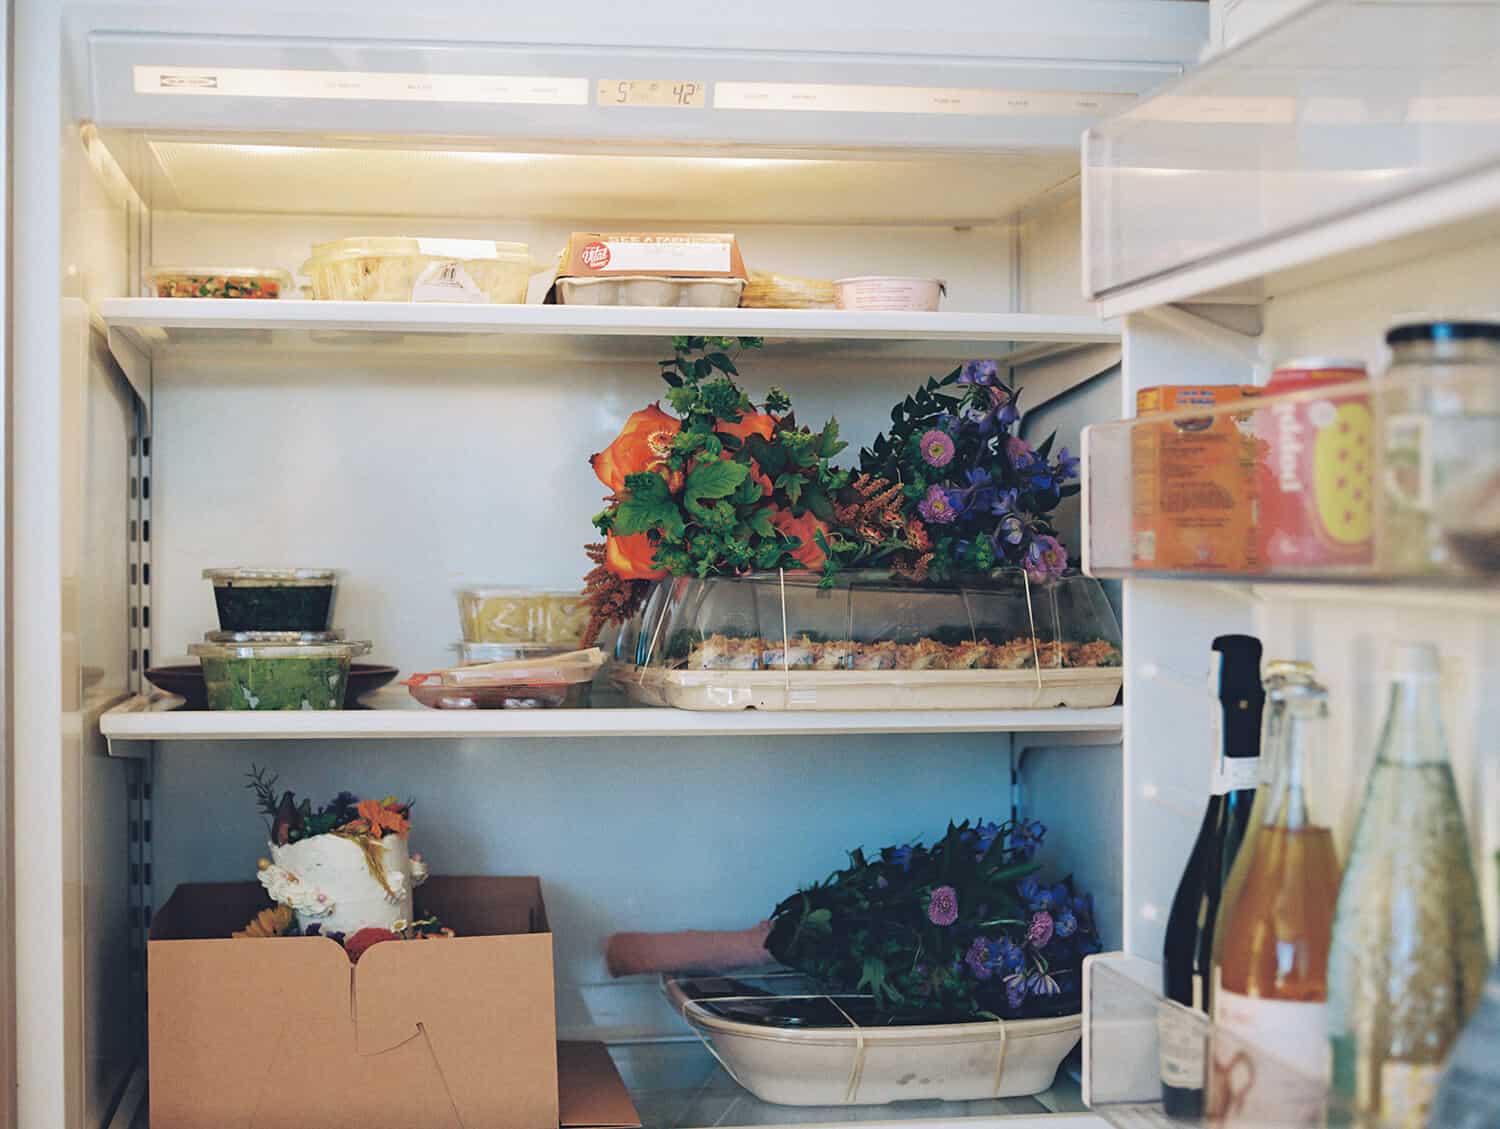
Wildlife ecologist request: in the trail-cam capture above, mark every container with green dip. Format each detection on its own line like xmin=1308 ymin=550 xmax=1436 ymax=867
xmin=188 ymin=639 xmax=371 ymax=711
xmin=203 ymin=567 xmax=338 ymax=632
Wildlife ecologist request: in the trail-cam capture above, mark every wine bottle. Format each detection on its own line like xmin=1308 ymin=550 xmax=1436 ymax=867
xmin=1159 ymin=634 xmax=1265 ymax=1118
xmin=1328 ymin=644 xmax=1488 ymax=1128
xmin=1211 ymin=670 xmax=1342 ymax=1126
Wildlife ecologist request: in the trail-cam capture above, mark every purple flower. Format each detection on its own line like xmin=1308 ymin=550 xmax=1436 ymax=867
xmin=1028 ymin=911 xmax=1055 ymax=947
xmin=1054 ymin=446 xmax=1080 ymax=480
xmin=1006 ymin=436 xmax=1036 ymax=466
xmin=1005 ymin=973 xmax=1028 ymax=1009
xmin=1054 ymin=909 xmax=1078 ymax=938
xmin=917 ymin=484 xmax=958 ymax=525
xmin=998 ymin=402 xmax=1020 ymax=427
xmin=918 ymin=429 xmax=956 ymax=468
xmin=927 ymin=885 xmax=959 ymax=926
xmin=959 ymin=359 xmax=1000 ymax=386
xmin=974 ymin=820 xmax=1002 ymax=858
xmin=990 ymin=488 xmax=1020 ymax=518
xmin=1019 ymin=876 xmax=1054 ymax=912
xmin=884 ymin=844 xmax=916 ymax=872
xmin=876 ymin=874 xmax=889 ymax=889
xmin=997 ymin=514 xmax=1025 ymax=546
xmin=965 ymin=936 xmax=996 ymax=981
xmin=1011 ymin=818 xmax=1046 ymax=858
xmin=1027 ymin=969 xmax=1062 ymax=996
xmin=1024 ymin=534 xmax=1068 ymax=582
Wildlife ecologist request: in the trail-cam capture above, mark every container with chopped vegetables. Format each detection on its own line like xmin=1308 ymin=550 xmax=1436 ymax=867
xmin=188 ymin=639 xmax=372 ymax=711
xmin=146 ymin=267 xmax=292 ymax=299
xmin=204 ymin=568 xmax=338 ymax=632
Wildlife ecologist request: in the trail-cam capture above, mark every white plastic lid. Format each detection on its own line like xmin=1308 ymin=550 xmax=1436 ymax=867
xmin=305 ymin=237 xmax=531 ymax=265
xmin=206 ymin=629 xmax=345 ymax=644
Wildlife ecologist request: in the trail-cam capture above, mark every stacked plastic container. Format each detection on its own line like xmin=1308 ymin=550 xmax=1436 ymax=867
xmin=187 ymin=569 xmax=371 ymax=710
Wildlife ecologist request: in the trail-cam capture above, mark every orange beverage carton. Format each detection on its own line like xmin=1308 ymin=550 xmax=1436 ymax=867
xmin=1132 ymin=385 xmax=1262 ymax=572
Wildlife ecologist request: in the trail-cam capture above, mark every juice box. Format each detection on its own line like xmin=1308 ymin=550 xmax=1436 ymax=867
xmin=1132 ymin=385 xmax=1262 ymax=572
xmin=1256 ymin=358 xmax=1374 ymax=570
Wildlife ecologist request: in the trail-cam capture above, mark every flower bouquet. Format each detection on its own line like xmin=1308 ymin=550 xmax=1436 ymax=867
xmin=665 ymin=819 xmax=1100 ymax=1105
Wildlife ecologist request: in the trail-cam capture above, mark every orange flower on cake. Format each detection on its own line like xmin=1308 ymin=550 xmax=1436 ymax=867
xmin=606 ymin=531 xmax=667 ymax=580
xmin=591 ymin=405 xmax=681 ymax=495
xmin=769 ymin=507 xmax=830 ymax=571
xmin=355 ymin=798 xmax=410 ymax=840
xmin=716 ymin=412 xmax=776 ymax=444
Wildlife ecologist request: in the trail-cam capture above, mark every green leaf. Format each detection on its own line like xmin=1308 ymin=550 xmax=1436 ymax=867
xmin=685 ymin=460 xmax=749 ymax=509
xmin=614 ymin=499 xmax=684 ymax=540
xmin=693 ymin=357 xmax=712 ymax=379
xmin=733 ymin=473 xmax=764 ymax=505
xmin=804 ymin=488 xmax=834 ymax=522
xmin=818 ymin=418 xmax=847 ymax=459
xmin=776 ymin=473 xmax=804 ymax=505
xmin=750 ymin=509 xmax=776 ymax=538
xmin=707 ymin=352 xmax=738 ymax=375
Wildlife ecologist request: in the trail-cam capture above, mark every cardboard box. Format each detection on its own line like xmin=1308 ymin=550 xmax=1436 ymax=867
xmin=150 ymin=877 xmax=558 ymax=1129
xmin=558 ymin=1042 xmax=641 ymax=1129
xmin=558 ymin=232 xmax=748 ymax=280
xmin=1131 ymin=385 xmax=1263 ymax=573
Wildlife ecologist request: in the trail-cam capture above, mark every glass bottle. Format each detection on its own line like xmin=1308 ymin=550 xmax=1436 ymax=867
xmin=1426 ymin=957 xmax=1500 ymax=1128
xmin=1159 ymin=634 xmax=1265 ymax=1117
xmin=1211 ymin=672 xmax=1342 ymax=1126
xmin=1328 ymin=643 xmax=1488 ymax=1128
xmin=1380 ymin=319 xmax=1500 ymax=574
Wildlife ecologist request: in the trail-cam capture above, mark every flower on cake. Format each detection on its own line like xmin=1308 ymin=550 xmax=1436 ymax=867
xmin=350 ymin=797 xmax=411 ymax=840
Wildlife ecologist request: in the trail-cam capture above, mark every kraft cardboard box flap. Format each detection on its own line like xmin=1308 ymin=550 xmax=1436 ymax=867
xmin=558 ymin=1042 xmax=641 ymax=1129
xmin=151 ymin=878 xmax=558 ymax=1129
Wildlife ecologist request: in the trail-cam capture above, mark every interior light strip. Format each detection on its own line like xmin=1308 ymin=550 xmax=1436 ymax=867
xmin=712 ymin=82 xmax=1135 ymax=117
xmin=132 ymin=65 xmax=589 ymax=106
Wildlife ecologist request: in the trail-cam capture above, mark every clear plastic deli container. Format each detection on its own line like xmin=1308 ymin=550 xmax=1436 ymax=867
xmin=405 ymin=648 xmax=604 ymax=710
xmin=301 ymin=237 xmax=533 ymax=303
xmin=145 ymin=266 xmax=293 ymax=299
xmin=187 ymin=639 xmax=372 ymax=711
xmin=202 ymin=568 xmax=338 ymax=632
xmin=456 ymin=586 xmax=588 ymax=645
xmin=454 ymin=641 xmax=576 ymax=665
xmin=627 ymin=570 xmax=1121 ymax=711
xmin=555 ymin=276 xmax=745 ymax=308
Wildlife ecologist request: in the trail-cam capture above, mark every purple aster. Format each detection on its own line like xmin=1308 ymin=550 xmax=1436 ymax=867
xmin=917 ymin=484 xmax=958 ymax=525
xmin=1028 ymin=911 xmax=1055 ymax=948
xmin=1053 ymin=446 xmax=1080 ymax=480
xmin=918 ymin=429 xmax=956 ymax=468
xmin=927 ymin=885 xmax=959 ymax=927
xmin=959 ymin=359 xmax=1000 ymax=386
xmin=1054 ymin=908 xmax=1078 ymax=938
xmin=1024 ymin=534 xmax=1068 ymax=583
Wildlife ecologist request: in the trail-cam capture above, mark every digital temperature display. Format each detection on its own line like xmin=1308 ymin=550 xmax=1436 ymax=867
xmin=599 ymin=79 xmax=706 ymax=108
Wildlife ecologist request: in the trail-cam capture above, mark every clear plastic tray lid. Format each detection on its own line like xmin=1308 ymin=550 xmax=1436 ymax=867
xmin=202 ymin=567 xmax=338 ymax=586
xmin=406 ymin=647 xmax=605 ymax=689
xmin=188 ymin=640 xmax=371 ymax=661
xmin=206 ymin=629 xmax=344 ymax=644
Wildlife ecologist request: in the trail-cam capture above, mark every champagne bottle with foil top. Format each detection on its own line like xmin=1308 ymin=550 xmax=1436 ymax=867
xmin=1328 ymin=643 xmax=1488 ymax=1128
xmin=1159 ymin=634 xmax=1265 ymax=1117
xmin=1211 ymin=670 xmax=1342 ymax=1126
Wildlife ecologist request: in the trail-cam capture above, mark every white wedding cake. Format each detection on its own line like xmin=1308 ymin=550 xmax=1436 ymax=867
xmin=260 ymin=832 xmax=428 ymax=937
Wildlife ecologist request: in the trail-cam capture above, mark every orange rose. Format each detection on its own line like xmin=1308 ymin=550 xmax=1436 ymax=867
xmin=769 ymin=507 xmax=830 ymax=571
xmin=591 ymin=405 xmax=681 ymax=494
xmin=606 ymin=532 xmax=667 ymax=580
xmin=717 ymin=412 xmax=776 ymax=444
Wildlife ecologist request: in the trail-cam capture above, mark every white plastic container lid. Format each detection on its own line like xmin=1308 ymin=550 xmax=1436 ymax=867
xmin=147 ymin=266 xmax=294 ymax=285
xmin=440 ymin=647 xmax=604 ymax=687
xmin=305 ymin=237 xmax=532 ymax=265
xmin=455 ymin=641 xmax=575 ymax=664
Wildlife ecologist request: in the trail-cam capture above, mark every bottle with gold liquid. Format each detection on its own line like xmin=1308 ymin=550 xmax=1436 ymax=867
xmin=1210 ymin=670 xmax=1343 ymax=1125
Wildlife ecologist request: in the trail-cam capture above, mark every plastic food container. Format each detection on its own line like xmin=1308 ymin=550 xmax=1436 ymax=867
xmin=627 ymin=570 xmax=1121 ymax=711
xmin=205 ymin=629 xmax=344 ymax=644
xmin=188 ymin=640 xmax=371 ymax=711
xmin=456 ymin=587 xmax=587 ymax=645
xmin=665 ymin=973 xmax=1080 ymax=1105
xmin=833 ymin=276 xmax=946 ymax=312
xmin=203 ymin=568 xmax=338 ymax=632
xmin=301 ymin=238 xmax=533 ymax=303
xmin=555 ymin=276 xmax=744 ymax=308
xmin=145 ymin=266 xmax=292 ymax=299
xmin=405 ymin=648 xmax=603 ymax=710
xmin=740 ymin=271 xmax=837 ymax=310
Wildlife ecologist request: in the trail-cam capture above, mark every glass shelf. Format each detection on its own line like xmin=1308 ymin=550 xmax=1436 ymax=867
xmin=1083 ymin=0 xmax=1500 ymax=310
xmin=1081 ymin=370 xmax=1500 ymax=590
xmin=1082 ymin=956 xmax=1347 ymax=1129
